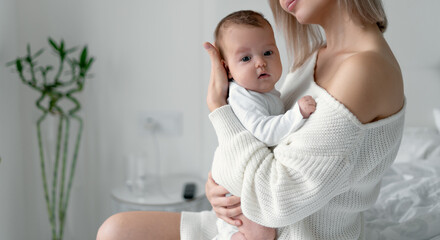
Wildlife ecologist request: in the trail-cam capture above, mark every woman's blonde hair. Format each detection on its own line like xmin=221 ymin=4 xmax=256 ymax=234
xmin=269 ymin=0 xmax=388 ymax=70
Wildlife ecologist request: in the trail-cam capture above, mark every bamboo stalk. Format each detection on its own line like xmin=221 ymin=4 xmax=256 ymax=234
xmin=37 ymin=112 xmax=56 ymax=239
xmin=58 ymin=116 xmax=70 ymax=237
xmin=50 ymin=112 xmax=64 ymax=237
xmin=8 ymin=38 xmax=93 ymax=240
xmin=59 ymin=115 xmax=82 ymax=238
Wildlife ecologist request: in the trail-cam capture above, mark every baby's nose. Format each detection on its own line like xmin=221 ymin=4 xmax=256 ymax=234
xmin=255 ymin=57 xmax=267 ymax=68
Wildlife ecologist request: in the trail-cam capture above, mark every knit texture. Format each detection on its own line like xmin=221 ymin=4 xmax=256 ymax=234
xmin=181 ymin=52 xmax=405 ymax=240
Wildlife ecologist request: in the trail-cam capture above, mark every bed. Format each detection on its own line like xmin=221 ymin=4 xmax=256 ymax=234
xmin=364 ymin=109 xmax=440 ymax=240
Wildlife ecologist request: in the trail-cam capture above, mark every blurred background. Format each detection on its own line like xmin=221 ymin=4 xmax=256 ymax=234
xmin=0 ymin=0 xmax=439 ymax=239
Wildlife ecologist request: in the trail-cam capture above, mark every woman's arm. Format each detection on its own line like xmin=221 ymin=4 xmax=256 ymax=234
xmin=203 ymin=42 xmax=246 ymax=226
xmin=210 ymin=98 xmax=364 ymax=228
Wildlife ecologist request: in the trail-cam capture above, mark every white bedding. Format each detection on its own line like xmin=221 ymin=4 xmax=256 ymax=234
xmin=364 ymin=126 xmax=440 ymax=240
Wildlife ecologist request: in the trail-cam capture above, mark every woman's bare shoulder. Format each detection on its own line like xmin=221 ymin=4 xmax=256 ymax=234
xmin=326 ymin=51 xmax=404 ymax=124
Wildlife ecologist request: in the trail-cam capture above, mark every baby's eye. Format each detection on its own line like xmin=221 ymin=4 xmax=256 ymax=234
xmin=241 ymin=56 xmax=251 ymax=62
xmin=264 ymin=50 xmax=273 ymax=56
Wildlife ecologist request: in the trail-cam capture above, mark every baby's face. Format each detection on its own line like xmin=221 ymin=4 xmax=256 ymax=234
xmin=222 ymin=24 xmax=282 ymax=93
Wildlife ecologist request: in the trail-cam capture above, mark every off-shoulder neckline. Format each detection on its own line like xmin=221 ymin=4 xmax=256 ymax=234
xmin=287 ymin=51 xmax=405 ymax=129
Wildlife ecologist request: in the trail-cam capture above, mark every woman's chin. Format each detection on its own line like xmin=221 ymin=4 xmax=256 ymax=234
xmin=294 ymin=14 xmax=307 ymax=24
xmin=292 ymin=11 xmax=314 ymax=25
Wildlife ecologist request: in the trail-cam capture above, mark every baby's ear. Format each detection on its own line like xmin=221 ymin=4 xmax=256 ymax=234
xmin=222 ymin=60 xmax=233 ymax=80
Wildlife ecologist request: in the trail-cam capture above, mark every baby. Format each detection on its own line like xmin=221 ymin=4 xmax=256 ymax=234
xmin=211 ymin=10 xmax=316 ymax=240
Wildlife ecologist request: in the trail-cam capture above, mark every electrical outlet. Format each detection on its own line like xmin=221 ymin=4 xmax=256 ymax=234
xmin=139 ymin=111 xmax=183 ymax=136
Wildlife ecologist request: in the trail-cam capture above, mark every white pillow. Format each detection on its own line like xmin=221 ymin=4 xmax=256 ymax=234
xmin=396 ymin=127 xmax=440 ymax=162
xmin=434 ymin=108 xmax=440 ymax=133
xmin=395 ymin=109 xmax=440 ymax=162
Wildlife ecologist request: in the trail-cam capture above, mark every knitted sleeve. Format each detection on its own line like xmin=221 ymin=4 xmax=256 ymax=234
xmin=209 ymin=96 xmax=365 ymax=228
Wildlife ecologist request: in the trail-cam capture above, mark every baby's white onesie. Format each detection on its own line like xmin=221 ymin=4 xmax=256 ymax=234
xmin=228 ymin=81 xmax=305 ymax=147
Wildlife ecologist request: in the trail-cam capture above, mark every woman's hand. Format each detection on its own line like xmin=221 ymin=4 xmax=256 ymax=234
xmin=205 ymin=172 xmax=243 ymax=226
xmin=203 ymin=42 xmax=229 ymax=112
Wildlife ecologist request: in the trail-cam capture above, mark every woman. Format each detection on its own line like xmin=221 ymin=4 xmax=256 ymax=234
xmin=97 ymin=0 xmax=405 ymax=239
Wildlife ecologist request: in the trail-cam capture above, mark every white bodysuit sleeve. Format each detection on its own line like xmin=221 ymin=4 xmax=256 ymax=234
xmin=228 ymin=83 xmax=305 ymax=147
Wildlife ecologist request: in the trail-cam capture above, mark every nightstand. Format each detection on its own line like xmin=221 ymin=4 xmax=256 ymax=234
xmin=111 ymin=174 xmax=211 ymax=212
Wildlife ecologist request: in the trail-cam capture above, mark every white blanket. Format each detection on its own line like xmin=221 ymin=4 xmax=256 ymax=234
xmin=365 ymin=127 xmax=440 ymax=240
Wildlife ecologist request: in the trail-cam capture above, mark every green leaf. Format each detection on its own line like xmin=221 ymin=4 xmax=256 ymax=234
xmin=6 ymin=59 xmax=17 ymax=67
xmin=16 ymin=59 xmax=23 ymax=72
xmin=48 ymin=38 xmax=58 ymax=51
xmin=32 ymin=48 xmax=45 ymax=59
xmin=26 ymin=44 xmax=31 ymax=56
xmin=80 ymin=47 xmax=88 ymax=65
xmin=66 ymin=46 xmax=78 ymax=54
xmin=60 ymin=39 xmax=65 ymax=51
xmin=86 ymin=57 xmax=94 ymax=70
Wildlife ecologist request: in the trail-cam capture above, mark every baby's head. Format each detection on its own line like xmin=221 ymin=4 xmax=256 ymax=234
xmin=214 ymin=10 xmax=282 ymax=93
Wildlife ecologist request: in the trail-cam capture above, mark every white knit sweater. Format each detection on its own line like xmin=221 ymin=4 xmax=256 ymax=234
xmin=181 ymin=52 xmax=405 ymax=240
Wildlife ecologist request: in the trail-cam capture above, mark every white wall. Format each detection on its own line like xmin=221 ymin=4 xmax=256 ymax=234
xmin=4 ymin=1 xmax=270 ymax=239
xmin=383 ymin=0 xmax=440 ymax=128
xmin=0 ymin=0 xmax=27 ymax=239
xmin=1 ymin=1 xmax=439 ymax=239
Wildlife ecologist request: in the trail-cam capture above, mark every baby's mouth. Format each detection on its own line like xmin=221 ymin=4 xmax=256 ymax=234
xmin=258 ymin=73 xmax=270 ymax=79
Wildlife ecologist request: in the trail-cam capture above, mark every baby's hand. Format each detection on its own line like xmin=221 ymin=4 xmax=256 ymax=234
xmin=298 ymin=95 xmax=316 ymax=119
